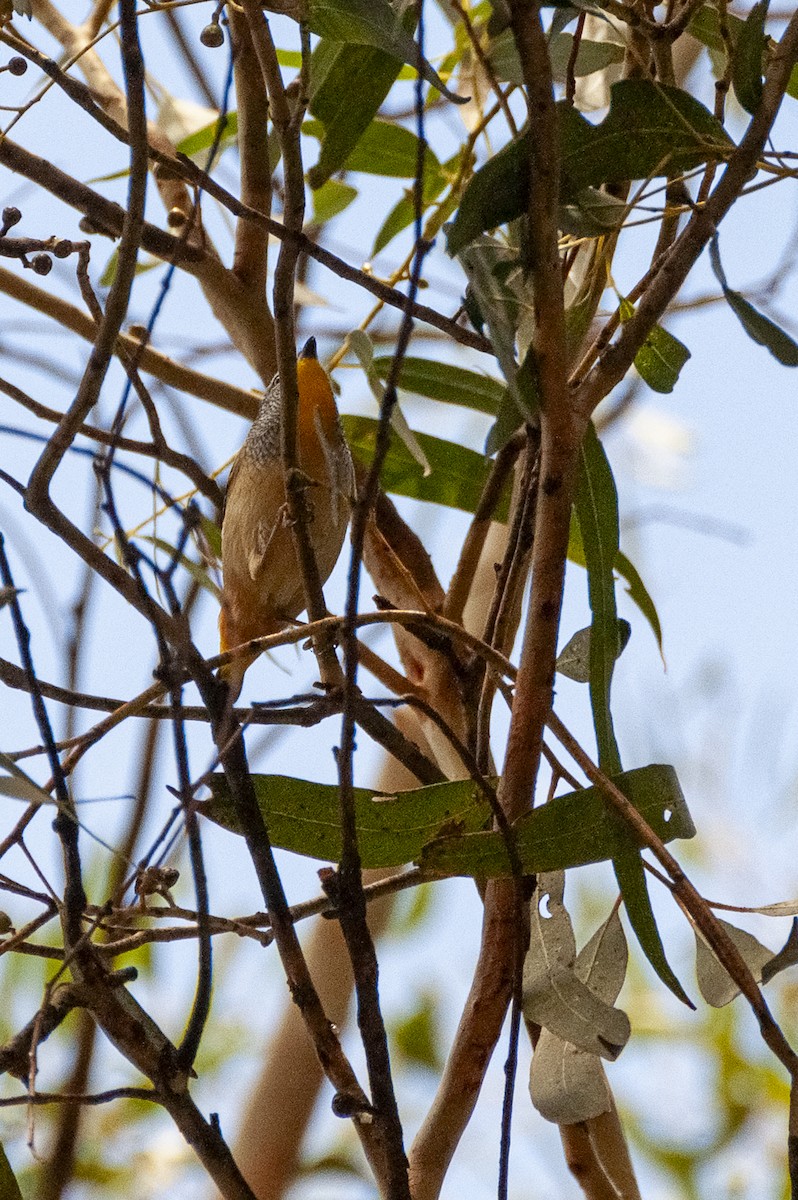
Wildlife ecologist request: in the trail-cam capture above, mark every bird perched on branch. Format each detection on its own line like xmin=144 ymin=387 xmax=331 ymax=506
xmin=219 ymin=337 xmax=354 ymax=697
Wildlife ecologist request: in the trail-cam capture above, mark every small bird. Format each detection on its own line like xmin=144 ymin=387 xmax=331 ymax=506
xmin=219 ymin=337 xmax=354 ymax=697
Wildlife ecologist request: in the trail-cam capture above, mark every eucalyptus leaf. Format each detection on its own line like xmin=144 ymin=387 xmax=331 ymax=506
xmin=0 ymin=751 xmax=54 ymax=806
xmin=709 ymin=236 xmax=798 ymax=366
xmin=634 ymin=324 xmax=692 ymax=394
xmin=0 ymin=1144 xmax=22 ymax=1200
xmin=447 ymin=81 xmax=731 ymax=253
xmin=306 ymin=0 xmax=465 ymax=104
xmin=615 ymin=848 xmax=694 ymax=1006
xmin=574 ymin=422 xmax=622 ymax=773
xmin=202 ymin=775 xmax=493 ymax=868
xmin=489 ymin=27 xmax=624 ymax=85
xmin=694 ymin=916 xmax=775 ymax=1006
xmin=524 ymin=874 xmax=631 ymax=1058
xmin=418 ymin=763 xmax=694 ymax=877
xmin=371 ymin=356 xmax=507 ymax=415
xmin=312 ymin=179 xmax=358 ymax=224
xmin=529 ymin=910 xmax=629 ymax=1123
xmin=557 ymin=618 xmax=631 ymax=683
xmin=732 ymin=0 xmax=768 ymax=115
xmin=344 ymin=414 xmax=506 ymax=518
xmin=347 ymin=332 xmax=431 ymax=475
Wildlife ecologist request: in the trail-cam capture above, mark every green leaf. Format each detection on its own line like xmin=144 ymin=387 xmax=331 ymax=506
xmin=688 ymin=4 xmax=745 ymax=56
xmin=634 ymin=325 xmax=691 ymax=394
xmin=447 ymin=81 xmax=732 ymax=253
xmin=0 ymin=1144 xmax=22 ymax=1200
xmin=557 ymin=618 xmax=631 ymax=683
xmin=732 ymin=0 xmax=768 ymax=114
xmin=709 ymin=236 xmax=798 ymax=366
xmin=307 ymin=41 xmax=406 ymax=190
xmin=615 ymin=551 xmax=664 ymax=658
xmin=343 ymin=414 xmax=509 ymax=520
xmin=202 ymin=775 xmax=493 ymax=867
xmin=560 ymin=187 xmax=627 ymax=238
xmin=391 ymin=993 xmax=441 ymax=1069
xmin=330 ymin=118 xmax=443 ymax=180
xmin=176 ymin=112 xmax=238 ymax=161
xmin=490 ymin=28 xmax=625 ymax=85
xmin=419 ymin=764 xmax=694 ymax=876
xmin=574 ymin=423 xmax=622 ymax=775
xmin=457 ymin=240 xmax=521 ymax=401
xmin=306 ymin=0 xmax=465 ymax=104
xmin=312 ymin=178 xmax=358 ymax=224
xmin=613 ymin=847 xmax=694 ymax=1006
xmin=371 ymin=356 xmax=507 ymax=415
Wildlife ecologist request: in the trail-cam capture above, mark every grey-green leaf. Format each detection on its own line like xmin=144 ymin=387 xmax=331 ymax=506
xmin=557 ymin=618 xmax=631 ymax=683
xmin=694 ymin=916 xmax=775 ymax=1006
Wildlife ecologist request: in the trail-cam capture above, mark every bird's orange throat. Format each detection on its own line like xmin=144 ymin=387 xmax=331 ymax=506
xmin=296 ymin=355 xmax=339 ymax=448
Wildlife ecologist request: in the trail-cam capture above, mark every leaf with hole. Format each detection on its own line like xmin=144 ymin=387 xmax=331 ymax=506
xmin=530 ymin=909 xmax=628 ymax=1122
xmin=524 ymin=875 xmax=630 ymax=1058
xmin=418 ymin=763 xmax=694 ymax=877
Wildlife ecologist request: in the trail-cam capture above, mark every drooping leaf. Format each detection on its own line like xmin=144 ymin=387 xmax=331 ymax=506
xmin=614 ymin=848 xmax=694 ymax=1006
xmin=529 ymin=909 xmax=629 ymax=1123
xmin=306 ymin=0 xmax=465 ymax=104
xmin=524 ymin=874 xmax=631 ymax=1058
xmin=762 ymin=918 xmax=798 ymax=984
xmin=447 ymin=81 xmax=732 ymax=253
xmin=694 ymin=916 xmax=775 ymax=1007
xmin=418 ymin=763 xmax=694 ymax=877
xmin=371 ymin=355 xmax=507 ymax=415
xmin=556 ymin=618 xmax=631 ymax=683
xmin=312 ymin=178 xmax=358 ymax=224
xmin=569 ymin=519 xmax=664 ymax=657
xmin=574 ymin=422 xmax=622 ymax=774
xmin=732 ymin=0 xmax=768 ymax=115
xmin=709 ymin=236 xmax=798 ymax=366
xmin=616 ymin=551 xmax=664 ymax=657
xmin=202 ymin=775 xmax=493 ymax=868
xmin=457 ymin=240 xmax=523 ymax=403
xmin=343 ymin=414 xmax=506 ymax=518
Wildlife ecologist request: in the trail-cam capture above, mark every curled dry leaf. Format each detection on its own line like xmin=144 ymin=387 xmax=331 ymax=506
xmin=523 ymin=874 xmax=630 ymax=1059
xmin=529 ymin=905 xmax=629 ymax=1124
